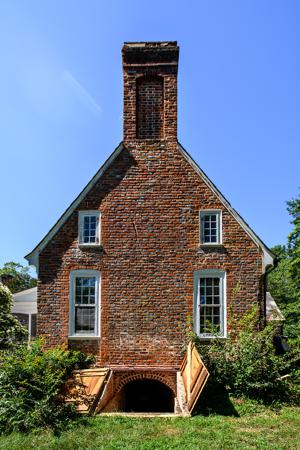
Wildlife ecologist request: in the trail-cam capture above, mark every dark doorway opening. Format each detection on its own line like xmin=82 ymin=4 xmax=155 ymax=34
xmin=124 ymin=379 xmax=174 ymax=412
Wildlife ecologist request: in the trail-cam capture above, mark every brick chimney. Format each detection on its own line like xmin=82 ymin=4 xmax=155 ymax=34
xmin=122 ymin=41 xmax=179 ymax=145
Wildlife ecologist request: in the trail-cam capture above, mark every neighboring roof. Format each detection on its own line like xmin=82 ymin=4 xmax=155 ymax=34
xmin=12 ymin=287 xmax=37 ymax=315
xmin=266 ymin=292 xmax=285 ymax=321
xmin=25 ymin=141 xmax=275 ymax=273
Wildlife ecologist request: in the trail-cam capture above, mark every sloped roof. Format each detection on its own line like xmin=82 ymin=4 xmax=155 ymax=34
xmin=25 ymin=141 xmax=274 ymax=273
xmin=12 ymin=287 xmax=37 ymax=314
xmin=25 ymin=142 xmax=124 ymax=270
xmin=13 ymin=287 xmax=37 ymax=301
xmin=178 ymin=143 xmax=275 ymax=269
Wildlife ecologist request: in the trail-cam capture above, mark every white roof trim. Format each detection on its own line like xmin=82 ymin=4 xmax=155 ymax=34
xmin=177 ymin=143 xmax=274 ymax=271
xmin=25 ymin=142 xmax=124 ymax=273
xmin=266 ymin=292 xmax=285 ymax=321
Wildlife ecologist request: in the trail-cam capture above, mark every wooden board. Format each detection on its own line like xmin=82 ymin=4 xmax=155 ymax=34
xmin=180 ymin=342 xmax=209 ymax=413
xmin=64 ymin=368 xmax=110 ymax=414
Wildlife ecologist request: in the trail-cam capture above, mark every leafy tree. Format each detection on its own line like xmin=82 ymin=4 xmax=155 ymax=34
xmin=0 ymin=261 xmax=37 ymax=294
xmin=0 ymin=283 xmax=27 ymax=349
xmin=287 ymin=195 xmax=300 ymax=286
xmin=268 ymin=192 xmax=300 ymax=341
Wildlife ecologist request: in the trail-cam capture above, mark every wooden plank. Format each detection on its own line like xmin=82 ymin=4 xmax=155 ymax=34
xmin=64 ymin=368 xmax=110 ymax=414
xmin=180 ymin=342 xmax=209 ymax=414
xmin=186 ymin=341 xmax=192 ymax=402
xmin=188 ymin=366 xmax=209 ymax=411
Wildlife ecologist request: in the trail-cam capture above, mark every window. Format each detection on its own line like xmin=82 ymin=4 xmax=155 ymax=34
xmin=194 ymin=270 xmax=226 ymax=338
xmin=200 ymin=210 xmax=222 ymax=244
xmin=69 ymin=270 xmax=100 ymax=338
xmin=79 ymin=211 xmax=101 ymax=245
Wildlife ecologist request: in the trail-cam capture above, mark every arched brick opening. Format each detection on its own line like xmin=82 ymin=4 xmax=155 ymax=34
xmin=115 ymin=372 xmax=176 ymax=396
xmin=124 ymin=379 xmax=174 ymax=412
xmin=108 ymin=372 xmax=176 ymax=413
xmin=136 ymin=75 xmax=164 ymax=140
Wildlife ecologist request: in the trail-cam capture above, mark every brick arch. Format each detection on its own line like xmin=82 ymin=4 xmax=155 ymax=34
xmin=114 ymin=372 xmax=176 ymax=395
xmin=136 ymin=75 xmax=164 ymax=140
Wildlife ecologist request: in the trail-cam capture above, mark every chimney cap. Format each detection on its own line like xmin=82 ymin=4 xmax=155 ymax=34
xmin=123 ymin=41 xmax=177 ymax=47
xmin=122 ymin=41 xmax=179 ymax=65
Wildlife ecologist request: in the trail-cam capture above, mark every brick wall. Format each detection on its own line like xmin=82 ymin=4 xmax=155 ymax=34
xmin=38 ymin=140 xmax=264 ymax=367
xmin=37 ymin=42 xmax=265 ymax=368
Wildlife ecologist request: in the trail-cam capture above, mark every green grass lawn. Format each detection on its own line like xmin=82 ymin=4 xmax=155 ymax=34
xmin=0 ymin=402 xmax=299 ymax=450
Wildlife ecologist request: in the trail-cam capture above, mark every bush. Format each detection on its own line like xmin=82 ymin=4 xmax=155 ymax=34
xmin=197 ymin=310 xmax=300 ymax=404
xmin=0 ymin=283 xmax=27 ymax=349
xmin=0 ymin=340 xmax=93 ymax=434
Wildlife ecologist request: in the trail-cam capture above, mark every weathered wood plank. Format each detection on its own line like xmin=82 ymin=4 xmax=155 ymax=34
xmin=180 ymin=342 xmax=209 ymax=413
xmin=64 ymin=368 xmax=110 ymax=414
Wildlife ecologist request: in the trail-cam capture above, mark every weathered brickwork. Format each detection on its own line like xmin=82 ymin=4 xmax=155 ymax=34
xmin=37 ymin=42 xmax=266 ymax=370
xmin=123 ymin=41 xmax=178 ymax=144
xmin=136 ymin=76 xmax=164 ymax=139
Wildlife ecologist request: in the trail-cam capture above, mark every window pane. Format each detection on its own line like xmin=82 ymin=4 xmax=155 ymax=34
xmin=81 ymin=214 xmax=99 ymax=244
xmin=75 ymin=277 xmax=96 ymax=305
xmin=213 ymin=306 xmax=220 ymax=316
xmin=201 ymin=212 xmax=220 ymax=244
xmin=199 ymin=276 xmax=222 ymax=335
xmin=75 ymin=306 xmax=95 ymax=332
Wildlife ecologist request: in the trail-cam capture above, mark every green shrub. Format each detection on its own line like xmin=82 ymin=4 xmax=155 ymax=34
xmin=0 ymin=283 xmax=27 ymax=349
xmin=0 ymin=340 xmax=93 ymax=434
xmin=197 ymin=311 xmax=300 ymax=404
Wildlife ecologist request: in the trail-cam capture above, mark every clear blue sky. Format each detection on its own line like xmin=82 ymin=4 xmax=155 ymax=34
xmin=0 ymin=1 xmax=299 ymax=275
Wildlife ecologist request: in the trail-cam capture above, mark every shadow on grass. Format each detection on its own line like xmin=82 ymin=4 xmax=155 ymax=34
xmin=193 ymin=380 xmax=239 ymax=417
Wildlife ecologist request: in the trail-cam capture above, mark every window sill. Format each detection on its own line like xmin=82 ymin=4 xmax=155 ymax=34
xmin=197 ymin=335 xmax=227 ymax=341
xmin=199 ymin=243 xmax=224 ymax=248
xmin=68 ymin=335 xmax=100 ymax=341
xmin=78 ymin=244 xmax=103 ymax=249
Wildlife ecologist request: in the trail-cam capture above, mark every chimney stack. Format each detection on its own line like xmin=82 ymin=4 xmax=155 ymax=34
xmin=122 ymin=41 xmax=179 ymax=145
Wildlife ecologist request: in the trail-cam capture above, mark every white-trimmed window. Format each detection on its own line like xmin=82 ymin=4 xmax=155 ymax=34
xmin=69 ymin=270 xmax=100 ymax=338
xmin=200 ymin=210 xmax=222 ymax=244
xmin=194 ymin=269 xmax=226 ymax=338
xmin=79 ymin=211 xmax=101 ymax=245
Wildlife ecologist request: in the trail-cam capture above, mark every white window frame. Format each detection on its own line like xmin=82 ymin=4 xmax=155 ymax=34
xmin=78 ymin=211 xmax=101 ymax=246
xmin=69 ymin=270 xmax=101 ymax=339
xmin=199 ymin=210 xmax=222 ymax=245
xmin=194 ymin=269 xmax=227 ymax=339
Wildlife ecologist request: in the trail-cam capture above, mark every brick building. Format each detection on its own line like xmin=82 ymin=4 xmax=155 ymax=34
xmin=26 ymin=42 xmax=274 ymax=413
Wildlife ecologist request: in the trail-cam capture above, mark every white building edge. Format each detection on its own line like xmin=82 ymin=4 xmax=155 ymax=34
xmin=12 ymin=287 xmax=37 ymax=339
